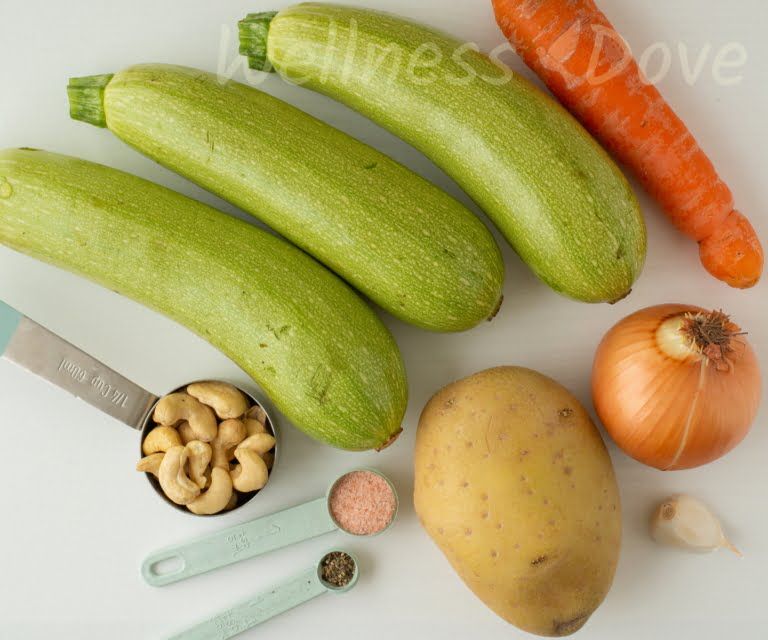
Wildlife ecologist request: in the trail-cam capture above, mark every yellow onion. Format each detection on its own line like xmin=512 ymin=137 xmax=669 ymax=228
xmin=592 ymin=304 xmax=761 ymax=470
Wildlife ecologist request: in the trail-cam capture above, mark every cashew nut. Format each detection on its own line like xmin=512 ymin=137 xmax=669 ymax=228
xmin=158 ymin=446 xmax=201 ymax=505
xmin=153 ymin=393 xmax=217 ymax=443
xmin=187 ymin=467 xmax=234 ymax=515
xmin=244 ymin=418 xmax=267 ymax=437
xmin=224 ymin=492 xmax=238 ymax=512
xmin=212 ymin=419 xmax=247 ymax=469
xmin=246 ymin=404 xmax=267 ymax=423
xmin=244 ymin=405 xmax=269 ymax=437
xmin=178 ymin=421 xmax=197 ymax=445
xmin=136 ymin=453 xmax=164 ymax=477
xmin=238 ymin=433 xmax=276 ymax=456
xmin=185 ymin=441 xmax=213 ymax=489
xmin=231 ymin=448 xmax=269 ymax=492
xmin=142 ymin=426 xmax=182 ymax=455
xmin=187 ymin=381 xmax=249 ymax=420
xmin=262 ymin=451 xmax=275 ymax=471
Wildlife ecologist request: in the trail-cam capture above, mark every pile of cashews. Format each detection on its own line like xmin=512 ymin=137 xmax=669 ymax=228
xmin=136 ymin=381 xmax=276 ymax=515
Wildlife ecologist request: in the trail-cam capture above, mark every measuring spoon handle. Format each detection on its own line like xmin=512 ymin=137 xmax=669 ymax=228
xmin=0 ymin=299 xmax=156 ymax=429
xmin=143 ymin=497 xmax=336 ymax=586
xmin=168 ymin=567 xmax=326 ymax=640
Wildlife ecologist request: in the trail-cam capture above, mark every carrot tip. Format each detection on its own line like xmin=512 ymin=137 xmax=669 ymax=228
xmin=699 ymin=211 xmax=764 ymax=288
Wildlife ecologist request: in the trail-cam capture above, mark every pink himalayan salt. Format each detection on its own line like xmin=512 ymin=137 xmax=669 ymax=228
xmin=329 ymin=470 xmax=397 ymax=536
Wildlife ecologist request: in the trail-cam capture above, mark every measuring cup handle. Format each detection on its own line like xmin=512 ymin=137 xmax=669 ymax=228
xmin=0 ymin=300 xmax=157 ymax=429
xmin=142 ymin=497 xmax=336 ymax=587
xmin=0 ymin=301 xmax=21 ymax=353
xmin=167 ymin=567 xmax=326 ymax=640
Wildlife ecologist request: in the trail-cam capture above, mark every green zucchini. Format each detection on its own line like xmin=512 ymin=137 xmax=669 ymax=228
xmin=66 ymin=65 xmax=504 ymax=332
xmin=0 ymin=148 xmax=407 ymax=451
xmin=240 ymin=5 xmax=647 ymax=303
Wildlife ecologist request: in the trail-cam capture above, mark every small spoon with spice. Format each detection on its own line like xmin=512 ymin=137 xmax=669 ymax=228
xmin=168 ymin=550 xmax=359 ymax=640
xmin=143 ymin=468 xmax=397 ymax=587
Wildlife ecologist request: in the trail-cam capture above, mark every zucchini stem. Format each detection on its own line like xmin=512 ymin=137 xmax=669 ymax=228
xmin=238 ymin=12 xmax=278 ymax=71
xmin=67 ymin=74 xmax=114 ymax=127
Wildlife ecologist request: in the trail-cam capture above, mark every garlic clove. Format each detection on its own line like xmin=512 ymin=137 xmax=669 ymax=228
xmin=650 ymin=495 xmax=741 ymax=556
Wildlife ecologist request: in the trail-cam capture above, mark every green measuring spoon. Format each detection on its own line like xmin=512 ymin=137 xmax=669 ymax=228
xmin=143 ymin=469 xmax=396 ymax=587
xmin=169 ymin=550 xmax=358 ymax=640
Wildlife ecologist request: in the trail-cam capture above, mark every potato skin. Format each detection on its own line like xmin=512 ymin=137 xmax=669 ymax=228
xmin=414 ymin=367 xmax=621 ymax=637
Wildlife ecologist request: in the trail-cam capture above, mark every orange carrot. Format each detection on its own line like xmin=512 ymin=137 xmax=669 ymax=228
xmin=493 ymin=0 xmax=763 ymax=288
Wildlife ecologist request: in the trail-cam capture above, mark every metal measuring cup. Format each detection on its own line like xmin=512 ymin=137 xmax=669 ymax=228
xmin=0 ymin=300 xmax=278 ymax=515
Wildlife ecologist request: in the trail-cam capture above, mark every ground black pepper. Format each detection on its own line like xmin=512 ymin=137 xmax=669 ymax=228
xmin=320 ymin=552 xmax=356 ymax=588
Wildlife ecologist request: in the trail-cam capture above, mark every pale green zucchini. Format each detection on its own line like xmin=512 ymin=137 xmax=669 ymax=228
xmin=240 ymin=5 xmax=647 ymax=303
xmin=0 ymin=148 xmax=407 ymax=451
xmin=66 ymin=65 xmax=504 ymax=332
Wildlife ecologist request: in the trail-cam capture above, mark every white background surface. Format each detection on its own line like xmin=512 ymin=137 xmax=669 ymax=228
xmin=0 ymin=1 xmax=766 ymax=638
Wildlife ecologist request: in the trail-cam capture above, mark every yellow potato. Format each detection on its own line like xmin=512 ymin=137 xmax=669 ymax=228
xmin=414 ymin=367 xmax=621 ymax=637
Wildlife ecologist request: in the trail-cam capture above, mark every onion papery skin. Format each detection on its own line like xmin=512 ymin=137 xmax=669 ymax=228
xmin=592 ymin=304 xmax=761 ymax=470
